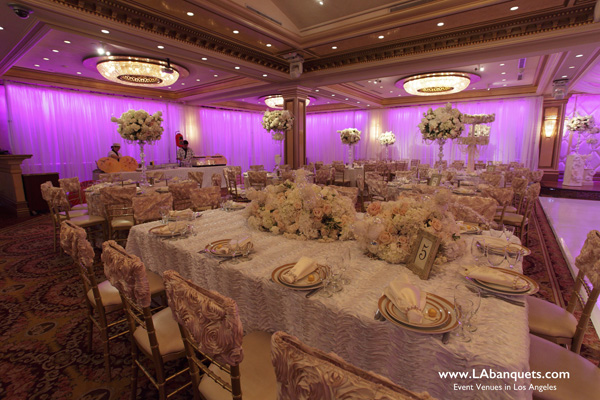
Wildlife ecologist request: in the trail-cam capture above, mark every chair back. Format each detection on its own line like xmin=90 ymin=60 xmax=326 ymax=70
xmin=249 ymin=165 xmax=264 ymax=171
xmin=132 ymin=193 xmax=173 ymax=224
xmin=271 ymin=331 xmax=433 ymax=400
xmin=366 ymin=179 xmax=388 ymax=200
xmin=450 ymin=195 xmax=497 ymax=225
xmin=164 ymin=270 xmax=245 ymax=397
xmin=47 ymin=186 xmax=72 ymax=217
xmin=99 ymin=186 xmax=136 ymax=220
xmin=314 ymin=162 xmax=324 ymax=170
xmin=329 ymin=185 xmax=358 ymax=206
xmin=529 ymin=170 xmax=544 ymax=183
xmin=146 ymin=171 xmax=165 ymax=185
xmin=224 ymin=168 xmax=238 ymax=197
xmin=188 ymin=171 xmax=205 ymax=186
xmin=570 ymin=230 xmax=600 ymax=353
xmin=434 ymin=160 xmax=448 ymax=170
xmin=190 ymin=186 xmax=221 ymax=210
xmin=315 ymin=168 xmax=332 ymax=185
xmin=514 ymin=167 xmax=530 ymax=179
xmin=59 ymin=177 xmax=84 ymax=204
xmin=280 ymin=169 xmax=295 ymax=182
xmin=410 ymin=159 xmax=420 ymax=168
xmin=248 ymin=170 xmax=268 ymax=189
xmin=211 ymin=173 xmax=222 ymax=187
xmin=395 ymin=160 xmax=409 ymax=171
xmin=169 ymin=181 xmax=197 ymax=210
xmin=480 ymin=171 xmax=503 ymax=187
xmin=474 ymin=162 xmax=486 ymax=170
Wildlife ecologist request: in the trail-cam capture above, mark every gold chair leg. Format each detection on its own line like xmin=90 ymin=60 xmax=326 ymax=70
xmin=130 ymin=349 xmax=139 ymax=400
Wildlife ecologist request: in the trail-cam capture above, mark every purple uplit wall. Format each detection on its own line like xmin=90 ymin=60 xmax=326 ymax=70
xmin=560 ymin=94 xmax=600 ymax=174
xmin=307 ymin=97 xmax=542 ymax=168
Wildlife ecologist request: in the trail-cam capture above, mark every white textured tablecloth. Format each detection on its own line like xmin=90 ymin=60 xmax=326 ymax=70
xmin=102 ymin=166 xmax=226 ymax=188
xmin=126 ymin=210 xmax=532 ymax=399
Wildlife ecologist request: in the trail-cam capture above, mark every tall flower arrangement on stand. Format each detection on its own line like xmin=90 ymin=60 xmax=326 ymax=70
xmin=566 ymin=113 xmax=599 ymax=153
xmin=338 ymin=128 xmax=361 ymax=165
xmin=379 ymin=131 xmax=396 ymax=161
xmin=263 ymin=110 xmax=294 ymax=166
xmin=111 ymin=109 xmax=164 ymax=184
xmin=418 ymin=103 xmax=464 ymax=166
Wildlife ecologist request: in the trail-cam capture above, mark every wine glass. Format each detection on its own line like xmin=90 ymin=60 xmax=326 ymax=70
xmin=470 ymin=238 xmax=486 ymax=265
xmin=464 ymin=285 xmax=481 ymax=332
xmin=453 ymin=295 xmax=473 ymax=343
xmin=506 ymin=248 xmax=523 ymax=270
xmin=486 ymin=244 xmax=506 ymax=268
xmin=503 ymin=225 xmax=515 ymax=243
xmin=339 ymin=249 xmax=351 ymax=285
xmin=325 ymin=255 xmax=343 ymax=294
xmin=159 ymin=207 xmax=169 ymax=225
xmin=489 ymin=224 xmax=504 ymax=239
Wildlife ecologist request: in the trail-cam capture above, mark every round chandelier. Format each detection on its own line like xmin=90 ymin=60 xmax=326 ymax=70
xmin=397 ymin=72 xmax=480 ymax=96
xmin=83 ymin=56 xmax=189 ymax=87
xmin=261 ymin=95 xmax=312 ymax=109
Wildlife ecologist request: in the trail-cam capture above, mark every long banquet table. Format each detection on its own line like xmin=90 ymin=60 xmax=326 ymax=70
xmin=98 ymin=166 xmax=226 ymax=188
xmin=126 ymin=209 xmax=532 ymax=399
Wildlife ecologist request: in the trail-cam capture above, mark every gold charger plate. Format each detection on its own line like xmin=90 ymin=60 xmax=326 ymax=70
xmin=480 ymin=236 xmax=531 ymax=256
xmin=466 ymin=269 xmax=539 ymax=296
xmin=383 ymin=294 xmax=451 ymax=329
xmin=149 ymin=225 xmax=186 ymax=237
xmin=204 ymin=239 xmax=252 ymax=258
xmin=378 ymin=294 xmax=458 ymax=334
xmin=459 ymin=223 xmax=480 ymax=235
xmin=271 ymin=263 xmax=328 ymax=291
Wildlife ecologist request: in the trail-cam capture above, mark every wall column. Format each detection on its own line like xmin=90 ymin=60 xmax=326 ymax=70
xmin=281 ymin=87 xmax=311 ymax=169
xmin=538 ymin=98 xmax=568 ymax=182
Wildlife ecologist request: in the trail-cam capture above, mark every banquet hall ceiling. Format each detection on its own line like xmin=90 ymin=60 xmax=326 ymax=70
xmin=1 ymin=0 xmax=600 ymax=111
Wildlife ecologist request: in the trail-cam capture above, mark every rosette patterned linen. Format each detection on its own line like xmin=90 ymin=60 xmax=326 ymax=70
xmin=169 ymin=181 xmax=197 ymax=210
xmin=102 ymin=240 xmax=151 ymax=308
xmin=47 ymin=186 xmax=72 ymax=211
xmin=59 ymin=177 xmax=80 ymax=194
xmin=271 ymin=331 xmax=434 ymax=400
xmin=480 ymin=187 xmax=514 ymax=208
xmin=575 ymin=231 xmax=600 ymax=287
xmin=190 ymin=186 xmax=221 ymax=210
xmin=528 ymin=170 xmax=545 ymax=183
xmin=132 ymin=193 xmax=173 ymax=224
xmin=450 ymin=195 xmax=497 ymax=224
xmin=480 ymin=172 xmax=502 ymax=187
xmin=211 ymin=173 xmax=222 ymax=187
xmin=163 ymin=270 xmax=244 ymax=367
xmin=60 ymin=220 xmax=94 ymax=269
xmin=187 ymin=171 xmax=204 ymax=186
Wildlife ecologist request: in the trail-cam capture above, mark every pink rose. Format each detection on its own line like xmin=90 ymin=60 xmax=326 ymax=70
xmin=313 ymin=208 xmax=324 ymax=219
xmin=322 ymin=204 xmax=332 ymax=215
xmin=367 ymin=202 xmax=382 ymax=216
xmin=431 ymin=218 xmax=442 ymax=231
xmin=378 ymin=231 xmax=393 ymax=245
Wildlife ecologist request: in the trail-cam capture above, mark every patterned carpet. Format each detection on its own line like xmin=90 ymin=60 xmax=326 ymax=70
xmin=0 ymin=203 xmax=598 ymax=399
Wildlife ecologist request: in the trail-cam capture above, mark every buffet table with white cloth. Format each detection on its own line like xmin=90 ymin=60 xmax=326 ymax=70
xmin=126 ymin=210 xmax=531 ymax=400
xmin=97 ymin=166 xmax=226 ymax=188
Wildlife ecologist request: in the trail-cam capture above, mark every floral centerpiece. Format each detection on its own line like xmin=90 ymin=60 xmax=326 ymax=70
xmin=353 ymin=190 xmax=465 ymax=265
xmin=262 ymin=110 xmax=294 ymax=140
xmin=246 ymin=182 xmax=356 ymax=241
xmin=338 ymin=128 xmax=361 ymax=165
xmin=111 ymin=109 xmax=164 ymax=184
xmin=473 ymin=125 xmax=491 ymax=137
xmin=379 ymin=131 xmax=396 ymax=145
xmin=419 ymin=103 xmax=464 ymax=166
xmin=566 ymin=113 xmax=597 ymax=132
xmin=462 ymin=113 xmax=495 ymax=125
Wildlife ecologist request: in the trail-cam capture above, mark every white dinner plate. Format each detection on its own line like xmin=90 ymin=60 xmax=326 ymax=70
xmin=271 ymin=263 xmax=328 ymax=291
xmin=378 ymin=294 xmax=458 ymax=334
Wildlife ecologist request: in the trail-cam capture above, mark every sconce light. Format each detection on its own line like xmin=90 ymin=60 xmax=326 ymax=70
xmin=544 ymin=117 xmax=557 ymax=138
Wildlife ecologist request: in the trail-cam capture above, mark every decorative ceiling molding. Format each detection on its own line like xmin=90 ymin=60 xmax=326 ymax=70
xmin=303 ymin=4 xmax=598 ymax=72
xmin=0 ymin=22 xmax=50 ymax=76
xmin=36 ymin=0 xmax=289 ymax=73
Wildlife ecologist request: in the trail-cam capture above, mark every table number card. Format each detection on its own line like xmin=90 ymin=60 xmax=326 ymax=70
xmin=428 ymin=174 xmax=441 ymax=186
xmin=407 ymin=230 xmax=441 ymax=280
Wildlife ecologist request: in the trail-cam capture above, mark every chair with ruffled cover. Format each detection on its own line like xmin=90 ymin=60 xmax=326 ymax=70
xmin=529 ymin=230 xmax=600 ymax=353
xmin=280 ymin=169 xmax=295 ymax=182
xmin=502 ymin=182 xmax=541 ymax=244
xmin=314 ymin=168 xmax=333 ymax=185
xmin=132 ymin=193 xmax=173 ymax=224
xmin=60 ymin=220 xmax=127 ymax=379
xmin=190 ymin=186 xmax=221 ymax=211
xmin=47 ymin=186 xmax=106 ymax=251
xmin=450 ymin=195 xmax=497 ymax=226
xmin=187 ymin=171 xmax=204 ymax=187
xmin=249 ymin=164 xmax=264 ymax=171
xmin=332 ymin=163 xmax=347 ymax=186
xmin=479 ymin=187 xmax=514 ymax=224
xmin=396 ymin=160 xmax=409 ymax=171
xmin=59 ymin=177 xmax=88 ymax=211
xmin=247 ymin=170 xmax=268 ymax=190
xmin=410 ymin=159 xmax=420 ymax=168
xmin=224 ymin=168 xmax=245 ymax=200
xmin=163 ymin=270 xmax=277 ymax=400
xmin=99 ymin=186 xmax=136 ymax=244
xmin=450 ymin=160 xmax=465 ymax=170
xmin=434 ymin=160 xmax=448 ymax=170
xmin=329 ymin=185 xmax=359 ymax=208
xmin=514 ymin=167 xmax=530 ymax=179
xmin=480 ymin=171 xmax=503 ymax=187
xmin=211 ymin=173 xmax=222 ymax=188
xmin=417 ymin=164 xmax=430 ymax=179
xmin=528 ymin=230 xmax=600 ymax=400
xmin=503 ymin=170 xmax=516 ymax=188
xmin=271 ymin=331 xmax=433 ymax=400
xmin=169 ymin=181 xmax=198 ymax=210
xmin=41 ymin=181 xmax=88 ymax=251
xmin=314 ymin=161 xmax=324 ymax=171
xmin=363 ymin=163 xmax=376 ymax=173
xmin=366 ymin=178 xmax=389 ymax=202
xmin=474 ymin=162 xmax=486 ymax=170
xmin=507 ymin=176 xmax=528 ymax=214
xmin=102 ymin=241 xmax=187 ymax=400
xmin=529 ymin=169 xmax=545 ymax=183
xmin=147 ymin=171 xmax=166 ymax=186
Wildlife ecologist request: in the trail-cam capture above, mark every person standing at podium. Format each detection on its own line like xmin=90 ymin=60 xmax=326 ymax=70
xmin=177 ymin=140 xmax=195 ymax=166
xmin=107 ymin=143 xmax=121 ymax=160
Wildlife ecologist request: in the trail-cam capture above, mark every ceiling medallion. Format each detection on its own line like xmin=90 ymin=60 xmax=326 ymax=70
xmin=83 ymin=56 xmax=189 ymax=87
xmin=397 ymin=72 xmax=480 ymax=96
xmin=261 ymin=95 xmax=312 ymax=109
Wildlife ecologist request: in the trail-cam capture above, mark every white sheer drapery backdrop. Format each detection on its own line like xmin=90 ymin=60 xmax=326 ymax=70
xmin=307 ymin=97 xmax=542 ymax=168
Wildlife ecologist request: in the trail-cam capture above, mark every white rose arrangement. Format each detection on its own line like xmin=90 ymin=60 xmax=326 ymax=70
xmin=473 ymin=125 xmax=491 ymax=137
xmin=418 ymin=103 xmax=465 ymax=141
xmin=262 ymin=110 xmax=294 ymax=140
xmin=463 ymin=113 xmax=495 ymax=124
xmin=338 ymin=128 xmax=361 ymax=145
xmin=111 ymin=109 xmax=164 ymax=144
xmin=566 ymin=113 xmax=599 ymax=133
xmin=379 ymin=131 xmax=396 ymax=146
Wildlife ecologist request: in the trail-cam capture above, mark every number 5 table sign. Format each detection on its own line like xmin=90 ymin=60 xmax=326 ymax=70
xmin=406 ymin=229 xmax=441 ymax=280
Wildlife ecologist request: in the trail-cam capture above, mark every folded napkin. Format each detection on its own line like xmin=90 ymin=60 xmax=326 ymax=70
xmin=169 ymin=209 xmax=194 ymax=219
xmin=281 ymin=256 xmax=317 ymax=284
xmin=465 ymin=266 xmax=528 ymax=290
xmin=384 ymin=276 xmax=427 ymax=323
xmin=215 ymin=237 xmax=253 ymax=255
xmin=153 ymin=222 xmax=186 ymax=235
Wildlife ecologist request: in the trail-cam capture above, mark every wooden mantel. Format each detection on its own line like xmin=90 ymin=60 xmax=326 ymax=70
xmin=0 ymin=155 xmax=33 ymax=217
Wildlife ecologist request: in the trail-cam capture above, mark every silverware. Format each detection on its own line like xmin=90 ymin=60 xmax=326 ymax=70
xmin=441 ymin=332 xmax=450 ymax=344
xmin=466 ymin=284 xmax=525 ymax=307
xmin=374 ymin=309 xmax=385 ymax=321
xmin=305 ymin=287 xmax=323 ymax=298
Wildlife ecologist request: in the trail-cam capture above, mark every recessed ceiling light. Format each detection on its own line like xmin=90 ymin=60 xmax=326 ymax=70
xmin=262 ymin=74 xmax=268 ymax=77
xmin=500 ymin=63 xmax=505 ymax=66
xmin=168 ymin=87 xmax=172 ymax=89
xmin=389 ymin=91 xmax=393 ymax=93
xmin=331 ymin=94 xmax=335 ymax=96
xmin=97 ymin=48 xmax=105 ymax=55
xmin=0 ymin=27 xmax=4 ymax=30
xmin=501 ymin=72 xmax=506 ymax=75
xmin=379 ymin=86 xmax=383 ymax=88
xmin=315 ymin=89 xmax=319 ymax=92
xmin=437 ymin=22 xmax=444 ymax=27
xmin=232 ymin=30 xmax=239 ymax=34
xmin=201 ymin=57 xmax=208 ymax=61
xmin=331 ymin=46 xmax=337 ymax=49
xmin=196 ymin=79 xmax=200 ymax=81
xmin=345 ymin=98 xmax=348 ymax=100
xmin=63 ymin=40 xmax=70 ymax=44
xmin=510 ymin=6 xmax=519 ymax=11
xmin=378 ymin=35 xmax=384 ymax=39
xmin=34 ymin=64 xmax=40 ymax=67
xmin=398 ymin=94 xmax=401 ymax=96
xmin=187 ymin=12 xmax=194 ymax=16
xmin=569 ymin=66 xmax=575 ymax=69
xmin=576 ymin=54 xmax=583 ymax=58
xmin=562 ymin=75 xmax=567 ymax=78
xmin=43 ymin=57 xmax=49 ymax=61
xmin=266 ymin=43 xmax=272 ymax=47
xmin=503 ymin=84 xmax=507 ymax=86
xmin=101 ymin=29 xmax=110 ymax=34
xmin=76 ymin=72 xmax=82 ymax=75
xmin=213 ymin=74 xmax=218 ymax=77
xmin=502 ymin=79 xmax=506 ymax=81
xmin=367 ymin=104 xmax=370 ymax=107
xmin=480 ymin=67 xmax=485 ymax=71
xmin=181 ymin=83 xmax=185 ymax=85
xmin=105 ymin=51 xmax=111 ymax=56
xmin=319 ymin=1 xmax=324 ymax=5
xmin=52 ymin=49 xmax=59 ymax=53
xmin=357 ymin=102 xmax=360 ymax=104
xmin=157 ymin=45 xmax=164 ymax=49
xmin=234 ymin=66 xmax=240 ymax=69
